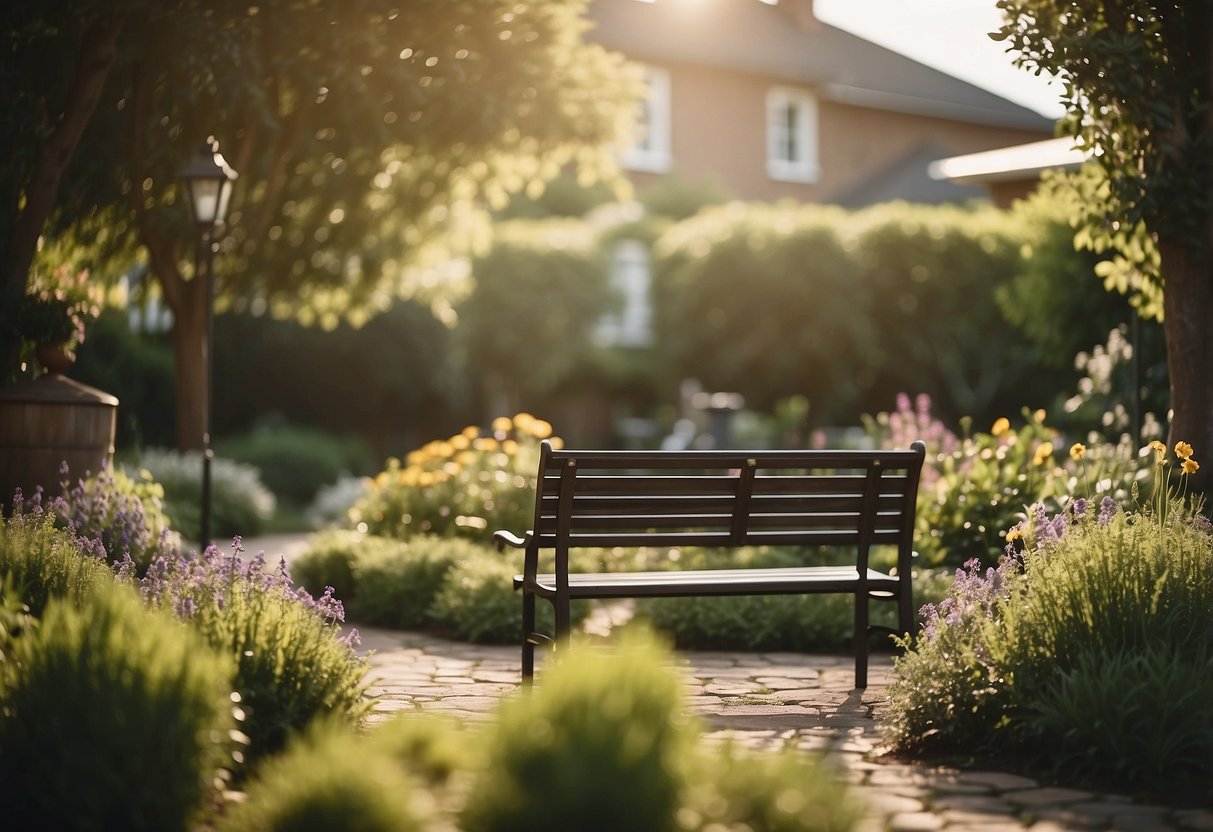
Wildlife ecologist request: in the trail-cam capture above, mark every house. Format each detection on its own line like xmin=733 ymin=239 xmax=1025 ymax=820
xmin=586 ymin=0 xmax=1055 ymax=206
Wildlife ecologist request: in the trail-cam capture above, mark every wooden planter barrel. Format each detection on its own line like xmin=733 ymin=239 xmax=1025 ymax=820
xmin=0 ymin=372 xmax=118 ymax=513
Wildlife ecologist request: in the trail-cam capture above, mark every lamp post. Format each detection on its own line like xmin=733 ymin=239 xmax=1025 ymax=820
xmin=177 ymin=138 xmax=237 ymax=551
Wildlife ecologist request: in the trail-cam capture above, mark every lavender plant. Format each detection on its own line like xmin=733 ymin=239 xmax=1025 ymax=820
xmin=131 ymin=536 xmax=370 ymax=771
xmin=47 ymin=460 xmax=179 ymax=571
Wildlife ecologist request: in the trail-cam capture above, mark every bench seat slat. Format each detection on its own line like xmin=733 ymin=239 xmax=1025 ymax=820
xmin=514 ymin=566 xmax=899 ymax=598
xmin=534 ymin=510 xmax=908 ymax=532
xmin=538 ymin=493 xmax=908 ymax=515
xmin=541 ymin=474 xmax=913 ymax=497
xmin=531 ymin=529 xmax=905 ymax=547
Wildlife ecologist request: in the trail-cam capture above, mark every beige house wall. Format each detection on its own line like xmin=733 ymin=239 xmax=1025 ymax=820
xmin=625 ymin=60 xmax=1052 ymax=204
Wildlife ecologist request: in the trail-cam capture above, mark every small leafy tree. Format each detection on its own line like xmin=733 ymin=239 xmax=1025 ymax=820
xmin=996 ymin=1 xmax=1213 ymax=490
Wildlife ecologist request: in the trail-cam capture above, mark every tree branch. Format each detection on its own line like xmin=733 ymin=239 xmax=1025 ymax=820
xmin=4 ymin=12 xmax=126 ymax=296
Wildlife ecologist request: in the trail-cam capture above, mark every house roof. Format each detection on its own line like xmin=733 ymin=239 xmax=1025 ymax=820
xmin=586 ymin=0 xmax=1053 ymax=131
xmin=928 ymin=137 xmax=1087 ymax=184
xmin=834 ymin=143 xmax=989 ymax=207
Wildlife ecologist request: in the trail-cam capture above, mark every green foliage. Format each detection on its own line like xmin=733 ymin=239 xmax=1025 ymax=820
xmin=129 ymin=448 xmax=275 ymax=541
xmin=0 ymin=509 xmax=112 ymax=618
xmin=217 ymin=421 xmax=371 ymax=507
xmin=462 ymin=630 xmax=694 ymax=832
xmin=683 ymin=742 xmax=862 ymax=832
xmin=213 ymin=302 xmax=467 ymax=457
xmin=639 ymin=174 xmax=732 ymax=221
xmin=431 ymin=549 xmax=589 ymax=644
xmin=0 ymin=583 xmax=235 ymax=832
xmin=352 ymin=415 xmax=550 ymax=541
xmin=289 ymin=529 xmax=367 ymax=604
xmin=352 ymin=536 xmax=476 ymax=630
xmin=655 ymin=202 xmax=862 ymax=418
xmin=217 ymin=723 xmax=424 ymax=832
xmin=459 ymin=221 xmax=611 ymax=398
xmin=886 ymin=451 xmax=1213 ymax=798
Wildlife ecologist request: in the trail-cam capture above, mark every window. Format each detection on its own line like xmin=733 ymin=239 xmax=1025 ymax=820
xmin=595 ymin=239 xmax=654 ymax=348
xmin=766 ymin=87 xmax=820 ymax=183
xmin=621 ymin=66 xmax=671 ymax=174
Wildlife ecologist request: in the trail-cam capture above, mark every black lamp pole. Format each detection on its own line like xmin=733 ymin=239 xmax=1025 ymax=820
xmin=177 ymin=138 xmax=237 ymax=552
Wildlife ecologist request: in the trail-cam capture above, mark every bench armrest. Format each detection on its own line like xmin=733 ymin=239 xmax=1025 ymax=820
xmin=493 ymin=530 xmax=531 ymax=552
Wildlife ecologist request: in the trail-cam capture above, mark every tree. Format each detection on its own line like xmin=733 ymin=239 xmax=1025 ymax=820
xmin=2 ymin=0 xmax=638 ymax=449
xmin=996 ymin=1 xmax=1213 ymax=489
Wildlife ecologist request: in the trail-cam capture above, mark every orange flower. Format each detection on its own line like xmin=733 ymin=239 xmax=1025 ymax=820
xmin=1069 ymin=443 xmax=1086 ymax=461
xmin=991 ymin=417 xmax=1011 ymax=437
xmin=1182 ymin=458 xmax=1200 ymax=475
xmin=1148 ymin=440 xmax=1167 ymax=463
xmin=1032 ymin=441 xmax=1054 ymax=466
xmin=1175 ymin=441 xmax=1194 ymax=460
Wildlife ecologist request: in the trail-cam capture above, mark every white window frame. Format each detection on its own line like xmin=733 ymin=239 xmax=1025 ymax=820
xmin=621 ymin=66 xmax=672 ymax=174
xmin=595 ymin=239 xmax=654 ymax=348
xmin=766 ymin=86 xmax=820 ymax=183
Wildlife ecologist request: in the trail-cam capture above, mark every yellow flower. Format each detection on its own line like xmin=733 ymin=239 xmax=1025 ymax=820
xmin=475 ymin=437 xmax=499 ymax=452
xmin=461 ymin=425 xmax=480 ymax=440
xmin=450 ymin=434 xmax=470 ymax=451
xmin=491 ymin=416 xmax=513 ymax=433
xmin=991 ymin=417 xmax=1011 ymax=437
xmin=1005 ymin=528 xmax=1022 ymax=543
xmin=530 ymin=419 xmax=553 ymax=440
xmin=1033 ymin=408 xmax=1047 ymax=424
xmin=1032 ymin=441 xmax=1054 ymax=466
xmin=1183 ymin=458 xmax=1200 ymax=475
xmin=502 ymin=439 xmax=520 ymax=456
xmin=1175 ymin=441 xmax=1194 ymax=460
xmin=548 ymin=436 xmax=565 ymax=450
xmin=1149 ymin=440 xmax=1167 ymax=463
xmin=1069 ymin=442 xmax=1086 ymax=461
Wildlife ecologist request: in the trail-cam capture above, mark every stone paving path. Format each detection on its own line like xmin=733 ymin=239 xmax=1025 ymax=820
xmin=353 ymin=626 xmax=1213 ymax=832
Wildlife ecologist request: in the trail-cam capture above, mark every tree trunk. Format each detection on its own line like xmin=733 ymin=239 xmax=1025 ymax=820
xmin=169 ymin=275 xmax=210 ymax=452
xmin=1157 ymin=233 xmax=1213 ymax=495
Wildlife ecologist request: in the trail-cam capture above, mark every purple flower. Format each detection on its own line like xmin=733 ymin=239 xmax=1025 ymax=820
xmin=1098 ymin=496 xmax=1118 ymax=526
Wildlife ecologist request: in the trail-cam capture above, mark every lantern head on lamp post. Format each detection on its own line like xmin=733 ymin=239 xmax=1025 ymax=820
xmin=177 ymin=138 xmax=237 ymax=551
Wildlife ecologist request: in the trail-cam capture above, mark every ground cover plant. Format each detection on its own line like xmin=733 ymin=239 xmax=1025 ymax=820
xmin=885 ymin=441 xmax=1213 ymax=800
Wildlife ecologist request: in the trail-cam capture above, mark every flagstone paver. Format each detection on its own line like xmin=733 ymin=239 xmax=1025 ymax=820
xmin=349 ymin=625 xmax=1213 ymax=832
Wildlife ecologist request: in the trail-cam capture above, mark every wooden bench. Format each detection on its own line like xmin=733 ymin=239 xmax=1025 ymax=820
xmin=494 ymin=439 xmax=926 ymax=688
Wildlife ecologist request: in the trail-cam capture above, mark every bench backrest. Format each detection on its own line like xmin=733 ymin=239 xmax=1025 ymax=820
xmin=529 ymin=440 xmax=926 ymax=571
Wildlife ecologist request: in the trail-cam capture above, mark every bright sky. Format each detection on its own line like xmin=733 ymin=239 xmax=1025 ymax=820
xmin=813 ymin=0 xmax=1066 ymax=119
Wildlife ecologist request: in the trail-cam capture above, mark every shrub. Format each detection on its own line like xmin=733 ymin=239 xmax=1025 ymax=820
xmin=353 ymin=536 xmax=479 ymax=630
xmin=136 ymin=539 xmax=369 ymax=770
xmin=289 ymin=529 xmax=369 ymax=603
xmin=886 ymin=442 xmax=1213 ymax=798
xmin=683 ymin=742 xmax=861 ymax=832
xmin=0 ymin=583 xmax=235 ymax=832
xmin=307 ymin=474 xmax=370 ymax=530
xmin=0 ymin=504 xmax=112 ymax=617
xmin=638 ymin=546 xmax=952 ymax=652
xmin=217 ymin=421 xmax=371 ymax=507
xmin=217 ymin=722 xmax=424 ymax=832
xmin=130 ymin=447 xmax=275 ymax=541
xmin=351 ymin=413 xmax=554 ymax=542
xmin=461 ymin=630 xmax=694 ymax=832
xmin=430 ymin=548 xmax=589 ymax=644
xmin=49 ymin=461 xmax=179 ymax=571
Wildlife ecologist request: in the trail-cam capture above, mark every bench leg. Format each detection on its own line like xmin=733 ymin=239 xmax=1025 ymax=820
xmin=854 ymin=593 xmax=869 ymax=689
xmin=555 ymin=594 xmax=571 ymax=646
xmin=521 ymin=590 xmax=536 ymax=682
xmin=899 ymin=581 xmax=915 ymax=648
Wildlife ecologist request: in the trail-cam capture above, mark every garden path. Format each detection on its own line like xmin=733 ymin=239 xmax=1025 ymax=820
xmin=244 ymin=534 xmax=1212 ymax=832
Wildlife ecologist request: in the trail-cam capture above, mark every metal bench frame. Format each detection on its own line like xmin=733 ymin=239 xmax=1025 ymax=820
xmin=494 ymin=439 xmax=926 ymax=688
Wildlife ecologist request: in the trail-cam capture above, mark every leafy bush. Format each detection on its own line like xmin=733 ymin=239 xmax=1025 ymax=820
xmin=637 ymin=546 xmax=953 ymax=652
xmin=353 ymin=536 xmax=480 ymax=630
xmin=48 ymin=461 xmax=179 ymax=571
xmin=0 ymin=504 xmax=113 ymax=617
xmin=0 ymin=583 xmax=235 ymax=832
xmin=289 ymin=529 xmax=368 ymax=604
xmin=136 ymin=539 xmax=369 ymax=770
xmin=462 ymin=630 xmax=694 ymax=832
xmin=684 ymin=742 xmax=861 ymax=832
xmin=130 ymin=447 xmax=275 ymax=541
xmin=217 ymin=722 xmax=424 ymax=832
xmin=217 ymin=421 xmax=371 ymax=507
xmin=886 ymin=442 xmax=1213 ymax=798
xmin=351 ymin=414 xmax=553 ymax=541
xmin=307 ymin=474 xmax=370 ymax=530
xmin=430 ymin=547 xmax=589 ymax=644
